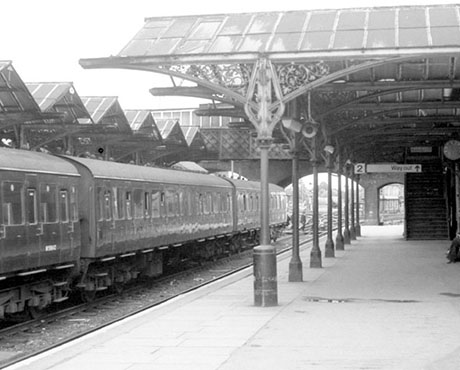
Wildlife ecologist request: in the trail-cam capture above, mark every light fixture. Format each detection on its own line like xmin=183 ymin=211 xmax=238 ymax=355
xmin=281 ymin=118 xmax=302 ymax=133
xmin=324 ymin=144 xmax=335 ymax=154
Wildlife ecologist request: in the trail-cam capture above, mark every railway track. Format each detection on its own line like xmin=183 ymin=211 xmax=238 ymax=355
xmin=0 ymin=230 xmax=327 ymax=369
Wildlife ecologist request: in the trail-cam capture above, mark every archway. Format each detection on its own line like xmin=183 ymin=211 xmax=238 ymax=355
xmin=378 ymin=183 xmax=404 ymax=225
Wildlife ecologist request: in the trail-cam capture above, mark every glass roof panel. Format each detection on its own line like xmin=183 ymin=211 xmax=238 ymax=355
xmin=0 ymin=91 xmax=19 ymax=110
xmin=219 ymin=14 xmax=253 ymax=35
xmin=176 ymin=40 xmax=209 ymax=54
xmin=111 ymin=6 xmax=460 ymax=60
xmin=120 ymin=40 xmax=154 ymax=56
xmin=189 ymin=21 xmax=221 ymax=39
xmin=367 ymin=29 xmax=396 ymax=48
xmin=429 ymin=7 xmax=459 ymax=27
xmin=163 ymin=18 xmax=196 ymax=38
xmin=300 ymin=31 xmax=333 ymax=50
xmin=239 ymin=34 xmax=271 ymax=52
xmin=368 ymin=10 xmax=396 ymax=29
xmin=134 ymin=27 xmax=165 ymax=40
xmin=336 ymin=11 xmax=366 ymax=30
xmin=399 ymin=28 xmax=428 ymax=47
xmin=209 ymin=36 xmax=242 ymax=53
xmin=431 ymin=27 xmax=460 ymax=46
xmin=276 ymin=12 xmax=308 ymax=33
xmin=247 ymin=13 xmax=279 ymax=34
xmin=146 ymin=39 xmax=182 ymax=55
xmin=333 ymin=30 xmax=365 ymax=49
xmin=399 ymin=8 xmax=427 ymax=28
xmin=307 ymin=11 xmax=337 ymax=31
xmin=269 ymin=33 xmax=302 ymax=52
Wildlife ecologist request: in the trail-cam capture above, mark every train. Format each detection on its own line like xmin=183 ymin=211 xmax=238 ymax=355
xmin=0 ymin=147 xmax=287 ymax=318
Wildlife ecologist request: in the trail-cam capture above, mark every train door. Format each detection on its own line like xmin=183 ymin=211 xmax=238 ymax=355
xmin=58 ymin=181 xmax=78 ymax=262
xmin=96 ymin=186 xmax=114 ymax=253
xmin=39 ymin=182 xmax=60 ymax=265
xmin=24 ymin=174 xmax=40 ymax=267
xmin=2 ymin=179 xmax=27 ymax=272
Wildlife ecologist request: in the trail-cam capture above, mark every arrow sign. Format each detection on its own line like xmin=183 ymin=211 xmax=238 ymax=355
xmin=366 ymin=164 xmax=422 ymax=173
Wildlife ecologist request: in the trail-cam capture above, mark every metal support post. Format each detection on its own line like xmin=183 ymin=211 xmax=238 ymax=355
xmin=356 ymin=175 xmax=361 ymax=237
xmin=310 ymin=138 xmax=322 ymax=267
xmin=456 ymin=163 xmax=460 ymax=234
xmin=325 ymin=152 xmax=335 ymax=257
xmin=343 ymin=168 xmax=351 ymax=244
xmin=245 ymin=58 xmax=284 ymax=307
xmin=253 ymin=139 xmax=278 ymax=306
xmin=289 ymin=136 xmax=303 ymax=281
xmin=350 ymin=170 xmax=356 ymax=240
xmin=335 ymin=162 xmax=345 ymax=250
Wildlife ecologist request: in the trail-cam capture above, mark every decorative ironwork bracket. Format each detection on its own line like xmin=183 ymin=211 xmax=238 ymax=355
xmin=244 ymin=58 xmax=285 ymax=141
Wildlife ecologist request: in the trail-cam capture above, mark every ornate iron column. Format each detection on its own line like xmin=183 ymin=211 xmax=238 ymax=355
xmin=343 ymin=164 xmax=351 ymax=244
xmin=310 ymin=136 xmax=322 ymax=268
xmin=350 ymin=170 xmax=356 ymax=240
xmin=244 ymin=58 xmax=285 ymax=307
xmin=335 ymin=155 xmax=345 ymax=250
xmin=289 ymin=133 xmax=303 ymax=281
xmin=356 ymin=174 xmax=362 ymax=237
xmin=324 ymin=148 xmax=335 ymax=258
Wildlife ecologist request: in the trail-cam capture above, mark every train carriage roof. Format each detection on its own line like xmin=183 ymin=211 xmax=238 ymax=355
xmin=225 ymin=178 xmax=284 ymax=193
xmin=65 ymin=156 xmax=233 ymax=188
xmin=0 ymin=148 xmax=80 ymax=177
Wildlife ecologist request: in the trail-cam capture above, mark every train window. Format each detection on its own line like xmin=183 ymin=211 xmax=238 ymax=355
xmin=243 ymin=194 xmax=247 ymax=212
xmin=70 ymin=187 xmax=78 ymax=222
xmin=151 ymin=191 xmax=161 ymax=218
xmin=59 ymin=190 xmax=69 ymax=223
xmin=97 ymin=187 xmax=104 ymax=221
xmin=198 ymin=193 xmax=203 ymax=215
xmin=103 ymin=190 xmax=112 ymax=221
xmin=125 ymin=191 xmax=132 ymax=219
xmin=113 ymin=187 xmax=124 ymax=220
xmin=40 ymin=184 xmax=57 ymax=223
xmin=2 ymin=182 xmax=23 ymax=225
xmin=166 ymin=190 xmax=178 ymax=216
xmin=255 ymin=195 xmax=259 ymax=211
xmin=178 ymin=192 xmax=184 ymax=216
xmin=26 ymin=188 xmax=38 ymax=225
xmin=187 ymin=192 xmax=193 ymax=216
xmin=144 ymin=192 xmax=151 ymax=217
xmin=133 ymin=189 xmax=143 ymax=219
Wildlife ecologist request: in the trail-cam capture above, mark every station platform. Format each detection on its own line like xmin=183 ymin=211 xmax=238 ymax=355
xmin=7 ymin=225 xmax=460 ymax=370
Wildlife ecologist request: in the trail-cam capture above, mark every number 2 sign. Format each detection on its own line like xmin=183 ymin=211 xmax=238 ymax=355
xmin=354 ymin=163 xmax=366 ymax=174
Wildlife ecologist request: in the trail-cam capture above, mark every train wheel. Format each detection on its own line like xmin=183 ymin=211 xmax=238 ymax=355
xmin=80 ymin=290 xmax=96 ymax=303
xmin=28 ymin=306 xmax=48 ymax=320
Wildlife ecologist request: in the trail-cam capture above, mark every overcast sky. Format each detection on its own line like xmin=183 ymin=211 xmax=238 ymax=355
xmin=1 ymin=0 xmax=457 ymax=110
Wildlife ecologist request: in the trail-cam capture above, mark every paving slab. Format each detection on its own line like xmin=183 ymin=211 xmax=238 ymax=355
xmin=6 ymin=225 xmax=460 ymax=370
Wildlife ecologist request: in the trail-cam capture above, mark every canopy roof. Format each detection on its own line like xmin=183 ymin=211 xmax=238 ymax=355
xmin=79 ymin=4 xmax=460 ymax=163
xmin=117 ymin=5 xmax=460 ymax=62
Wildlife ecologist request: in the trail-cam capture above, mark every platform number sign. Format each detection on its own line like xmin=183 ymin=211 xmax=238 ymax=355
xmin=354 ymin=163 xmax=366 ymax=174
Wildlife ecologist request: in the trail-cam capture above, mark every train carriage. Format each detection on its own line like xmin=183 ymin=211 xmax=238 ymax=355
xmin=0 ymin=147 xmax=287 ymax=317
xmin=0 ymin=148 xmax=81 ymax=317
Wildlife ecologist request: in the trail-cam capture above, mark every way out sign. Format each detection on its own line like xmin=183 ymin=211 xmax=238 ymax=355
xmin=354 ymin=163 xmax=422 ymax=174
